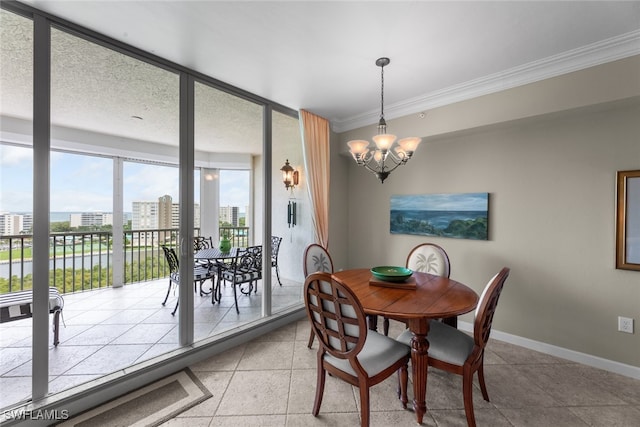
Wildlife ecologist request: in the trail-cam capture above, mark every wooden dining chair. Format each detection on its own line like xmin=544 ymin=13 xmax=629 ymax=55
xmin=396 ymin=267 xmax=510 ymax=427
xmin=383 ymin=242 xmax=452 ymax=335
xmin=160 ymin=245 xmax=216 ymax=315
xmin=406 ymin=242 xmax=451 ymax=277
xmin=303 ymin=243 xmax=334 ymax=348
xmin=304 ymin=272 xmax=411 ymax=427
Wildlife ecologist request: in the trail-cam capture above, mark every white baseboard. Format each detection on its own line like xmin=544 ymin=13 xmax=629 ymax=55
xmin=457 ymin=320 xmax=640 ymax=380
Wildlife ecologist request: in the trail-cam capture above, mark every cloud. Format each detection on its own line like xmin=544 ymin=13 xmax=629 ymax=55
xmin=1 ymin=148 xmax=250 ymax=214
xmin=0 ymin=145 xmax=31 ymax=167
xmin=391 ymin=193 xmax=488 ymax=211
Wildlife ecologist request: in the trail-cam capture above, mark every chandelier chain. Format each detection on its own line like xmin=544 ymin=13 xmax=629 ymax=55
xmin=380 ymin=64 xmax=385 ymax=121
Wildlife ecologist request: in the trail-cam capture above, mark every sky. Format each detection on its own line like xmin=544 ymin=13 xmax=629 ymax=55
xmin=390 ymin=193 xmax=488 ymax=211
xmin=0 ymin=144 xmax=249 ymax=213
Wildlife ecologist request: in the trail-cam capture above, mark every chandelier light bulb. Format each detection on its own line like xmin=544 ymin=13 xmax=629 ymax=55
xmin=373 ymin=150 xmax=383 ymax=164
xmin=372 ymin=133 xmax=397 ymax=151
xmin=398 ymin=137 xmax=422 ymax=154
xmin=347 ymin=140 xmax=370 ymax=155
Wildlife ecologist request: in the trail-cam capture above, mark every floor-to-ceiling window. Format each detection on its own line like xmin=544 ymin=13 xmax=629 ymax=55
xmin=48 ymin=23 xmax=181 ymax=399
xmin=194 ymin=80 xmax=266 ymax=328
xmin=0 ymin=8 xmax=34 ymax=409
xmin=271 ymin=110 xmax=306 ymax=313
xmin=0 ymin=1 xmax=301 ymax=412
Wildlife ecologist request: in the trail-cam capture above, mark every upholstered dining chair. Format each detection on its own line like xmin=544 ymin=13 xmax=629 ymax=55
xmin=396 ymin=267 xmax=510 ymax=427
xmin=304 ymin=272 xmax=411 ymax=427
xmin=160 ymin=245 xmax=216 ymax=315
xmin=303 ymin=243 xmax=334 ymax=348
xmin=383 ymin=242 xmax=452 ymax=335
xmin=406 ymin=242 xmax=451 ymax=277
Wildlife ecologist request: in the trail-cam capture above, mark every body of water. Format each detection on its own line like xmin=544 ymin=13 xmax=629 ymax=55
xmin=0 ymin=249 xmax=158 ymax=279
xmin=391 ymin=210 xmax=487 ymax=229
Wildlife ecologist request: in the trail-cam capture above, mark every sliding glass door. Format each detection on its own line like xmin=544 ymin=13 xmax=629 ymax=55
xmin=49 ymin=24 xmax=181 ymax=396
xmin=0 ymin=1 xmax=301 ymax=411
xmin=0 ymin=9 xmax=34 ymax=408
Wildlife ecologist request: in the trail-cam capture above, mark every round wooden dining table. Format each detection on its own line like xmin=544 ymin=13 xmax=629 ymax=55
xmin=332 ymin=268 xmax=479 ymax=424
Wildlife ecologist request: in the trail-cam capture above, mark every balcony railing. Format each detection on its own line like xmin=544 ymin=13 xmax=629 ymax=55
xmin=0 ymin=226 xmax=249 ymax=294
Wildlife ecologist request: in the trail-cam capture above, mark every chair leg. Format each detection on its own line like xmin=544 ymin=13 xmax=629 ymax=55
xmin=233 ymin=283 xmax=240 ymax=314
xmin=313 ymin=362 xmax=326 ymax=417
xmin=442 ymin=316 xmax=458 ymax=328
xmin=398 ymin=364 xmax=408 ymax=409
xmin=462 ymin=367 xmax=477 ymax=427
xmin=171 ymin=299 xmax=179 ymax=316
xmin=383 ymin=317 xmax=390 ymax=336
xmin=307 ymin=329 xmax=315 ymax=348
xmin=162 ymin=279 xmax=172 ymax=305
xmin=367 ymin=315 xmax=378 ymax=331
xmin=275 ymin=264 xmax=282 ymax=286
xmin=358 ymin=381 xmax=371 ymax=427
xmin=478 ymin=359 xmax=490 ymax=401
xmin=52 ymin=310 xmax=61 ymax=347
xmin=162 ymin=279 xmax=172 ymax=306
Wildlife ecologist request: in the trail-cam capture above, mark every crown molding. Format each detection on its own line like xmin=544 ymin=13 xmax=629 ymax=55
xmin=332 ymin=29 xmax=640 ymax=133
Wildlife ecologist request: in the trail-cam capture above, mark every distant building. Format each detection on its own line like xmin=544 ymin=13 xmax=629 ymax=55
xmin=22 ymin=214 xmax=32 ymax=232
xmin=158 ymin=195 xmax=173 ymax=230
xmin=0 ymin=213 xmax=24 ymax=235
xmin=132 ymin=202 xmax=159 ymax=230
xmin=220 ymin=206 xmax=239 ymax=226
xmin=69 ymin=212 xmax=113 ymax=228
xmin=132 ymin=197 xmax=200 ymax=230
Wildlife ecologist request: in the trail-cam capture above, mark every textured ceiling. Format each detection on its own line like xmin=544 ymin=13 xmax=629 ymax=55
xmin=2 ymin=1 xmax=640 ymax=154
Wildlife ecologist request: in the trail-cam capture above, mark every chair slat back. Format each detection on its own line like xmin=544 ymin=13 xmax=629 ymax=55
xmin=194 ymin=236 xmax=212 ymax=252
xmin=474 ymin=267 xmax=510 ymax=348
xmin=304 ymin=272 xmax=366 ymax=358
xmin=271 ymin=236 xmax=282 ymax=262
xmin=406 ymin=243 xmax=450 ymax=277
xmin=161 ymin=245 xmax=179 ymax=274
xmin=233 ymin=245 xmax=262 ymax=275
xmin=303 ymin=244 xmax=334 ymax=276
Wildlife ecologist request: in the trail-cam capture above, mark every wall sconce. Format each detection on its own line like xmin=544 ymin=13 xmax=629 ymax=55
xmin=280 ymin=159 xmax=299 ymax=190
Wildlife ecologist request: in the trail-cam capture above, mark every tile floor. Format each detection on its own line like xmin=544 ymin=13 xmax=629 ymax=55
xmin=2 ymin=281 xmax=640 ymax=426
xmin=158 ymin=319 xmax=640 ymax=427
xmin=0 ymin=275 xmax=303 ymax=409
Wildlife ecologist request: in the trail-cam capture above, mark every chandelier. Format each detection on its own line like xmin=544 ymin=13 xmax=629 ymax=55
xmin=347 ymin=57 xmax=422 ymax=183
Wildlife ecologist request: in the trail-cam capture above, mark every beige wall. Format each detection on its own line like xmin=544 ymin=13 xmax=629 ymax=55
xmin=331 ymin=56 xmax=640 ymax=368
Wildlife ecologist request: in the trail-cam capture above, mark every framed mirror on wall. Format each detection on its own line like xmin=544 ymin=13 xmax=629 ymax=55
xmin=616 ymin=170 xmax=640 ymax=271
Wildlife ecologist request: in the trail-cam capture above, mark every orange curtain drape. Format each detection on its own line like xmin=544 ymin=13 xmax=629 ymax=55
xmin=300 ymin=109 xmax=330 ymax=249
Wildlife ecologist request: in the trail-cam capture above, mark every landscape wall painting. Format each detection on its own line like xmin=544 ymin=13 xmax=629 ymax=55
xmin=390 ymin=193 xmax=489 ymax=240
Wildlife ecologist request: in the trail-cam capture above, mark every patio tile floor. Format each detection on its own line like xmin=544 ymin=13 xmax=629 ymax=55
xmin=0 ymin=275 xmax=301 ymax=409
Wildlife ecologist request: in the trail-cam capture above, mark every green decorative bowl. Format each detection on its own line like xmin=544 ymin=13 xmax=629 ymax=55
xmin=370 ymin=266 xmax=413 ymax=282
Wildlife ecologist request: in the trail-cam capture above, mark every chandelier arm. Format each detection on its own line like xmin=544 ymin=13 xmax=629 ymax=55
xmin=387 ymin=150 xmax=407 ymax=163
xmin=380 ymin=158 xmax=405 ymax=175
xmin=362 ymin=163 xmax=383 ymax=176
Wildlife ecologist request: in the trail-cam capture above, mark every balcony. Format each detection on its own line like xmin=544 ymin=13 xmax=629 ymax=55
xmin=0 ymin=228 xmax=302 ymax=409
